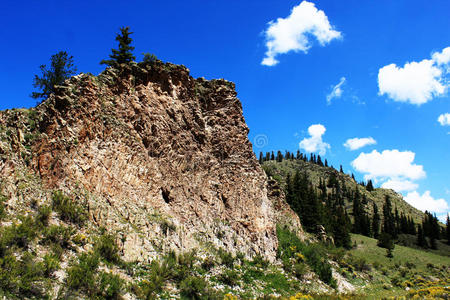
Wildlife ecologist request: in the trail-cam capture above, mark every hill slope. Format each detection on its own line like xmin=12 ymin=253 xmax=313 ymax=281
xmin=261 ymin=158 xmax=426 ymax=224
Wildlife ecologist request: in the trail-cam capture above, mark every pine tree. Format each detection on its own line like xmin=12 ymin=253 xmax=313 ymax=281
xmin=142 ymin=52 xmax=158 ymax=64
xmin=340 ymin=165 xmax=344 ymax=173
xmin=324 ymin=159 xmax=328 ymax=167
xmin=446 ymin=214 xmax=450 ymax=245
xmin=101 ymin=26 xmax=136 ymax=67
xmin=276 ymin=151 xmax=283 ymax=162
xmin=366 ymin=180 xmax=374 ymax=192
xmin=377 ymin=232 xmax=394 ymax=254
xmin=352 ymin=188 xmax=362 ymax=234
xmin=333 ymin=206 xmax=352 ymax=249
xmin=408 ymin=216 xmax=416 ymax=235
xmin=417 ymin=224 xmax=427 ymax=248
xmin=31 ymin=51 xmax=77 ymax=102
xmin=317 ymin=155 xmax=324 ymax=166
xmin=259 ymin=152 xmax=263 ymax=164
xmin=382 ymin=195 xmax=396 ymax=238
xmin=296 ymin=150 xmax=301 ymax=159
xmin=430 ymin=235 xmax=437 ymax=250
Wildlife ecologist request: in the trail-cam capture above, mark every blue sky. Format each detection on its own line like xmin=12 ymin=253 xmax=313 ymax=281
xmin=1 ymin=0 xmax=449 ymax=220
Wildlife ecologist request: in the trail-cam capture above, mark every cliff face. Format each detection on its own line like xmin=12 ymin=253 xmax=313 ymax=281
xmin=0 ymin=61 xmax=302 ymax=262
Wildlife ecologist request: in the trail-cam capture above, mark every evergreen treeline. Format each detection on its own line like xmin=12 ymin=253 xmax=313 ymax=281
xmin=259 ymin=150 xmax=330 ymax=168
xmin=259 ymin=150 xmax=374 ymax=191
xmin=417 ymin=211 xmax=442 ymax=249
xmin=261 ymin=150 xmax=447 ymax=254
xmin=285 ymin=171 xmax=352 ymax=249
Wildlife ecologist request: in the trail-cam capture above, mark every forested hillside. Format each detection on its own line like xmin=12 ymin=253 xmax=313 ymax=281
xmin=259 ymin=151 xmax=449 ymax=254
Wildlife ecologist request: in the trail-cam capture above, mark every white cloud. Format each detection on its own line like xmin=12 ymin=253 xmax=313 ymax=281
xmin=299 ymin=124 xmax=330 ymax=155
xmin=437 ymin=213 xmax=449 ymax=224
xmin=432 ymin=47 xmax=450 ymax=65
xmin=381 ymin=179 xmax=418 ymax=192
xmin=326 ymin=77 xmax=346 ymax=104
xmin=438 ymin=113 xmax=450 ymax=126
xmin=261 ymin=1 xmax=341 ymax=66
xmin=404 ymin=191 xmax=449 ymax=214
xmin=378 ymin=59 xmax=445 ymax=105
xmin=343 ymin=137 xmax=376 ymax=151
xmin=351 ymin=149 xmax=425 ymax=181
xmin=378 ymin=46 xmax=450 ymax=105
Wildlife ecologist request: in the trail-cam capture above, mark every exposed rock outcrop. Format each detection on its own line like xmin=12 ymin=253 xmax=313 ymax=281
xmin=0 ymin=61 xmax=303 ymax=262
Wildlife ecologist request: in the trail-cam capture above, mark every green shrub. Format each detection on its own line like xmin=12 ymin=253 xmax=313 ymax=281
xmin=95 ymin=231 xmax=120 ymax=264
xmin=178 ymin=249 xmax=197 ymax=269
xmin=72 ymin=233 xmax=88 ymax=246
xmin=217 ymin=269 xmax=239 ymax=286
xmin=346 ymin=255 xmax=371 ymax=272
xmin=293 ymin=262 xmax=307 ymax=279
xmin=242 ymin=265 xmax=265 ymax=283
xmin=251 ymin=253 xmax=269 ymax=269
xmin=66 ymin=252 xmax=99 ymax=294
xmin=43 ymin=254 xmax=60 ymax=276
xmin=97 ymin=272 xmax=124 ymax=299
xmin=276 ymin=225 xmax=335 ymax=286
xmin=377 ymin=233 xmax=394 ymax=250
xmin=35 ymin=205 xmax=52 ymax=228
xmin=135 ymin=261 xmax=168 ymax=298
xmin=66 ymin=251 xmax=124 ymax=298
xmin=217 ymin=248 xmax=235 ymax=268
xmin=0 ymin=216 xmax=37 ymax=252
xmin=179 ymin=276 xmax=207 ymax=299
xmin=51 ymin=243 xmax=64 ymax=260
xmin=201 ymin=256 xmax=216 ymax=272
xmin=51 ymin=191 xmax=86 ymax=225
xmin=42 ymin=225 xmax=73 ymax=248
xmin=0 ymin=252 xmax=46 ymax=298
xmin=0 ymin=194 xmax=6 ymax=220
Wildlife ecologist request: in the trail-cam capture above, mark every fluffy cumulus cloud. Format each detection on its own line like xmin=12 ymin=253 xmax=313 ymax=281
xmin=261 ymin=1 xmax=341 ymax=66
xmin=326 ymin=77 xmax=346 ymax=104
xmin=351 ymin=150 xmax=425 ymax=182
xmin=343 ymin=137 xmax=376 ymax=151
xmin=377 ymin=46 xmax=450 ymax=105
xmin=381 ymin=179 xmax=418 ymax=192
xmin=378 ymin=60 xmax=445 ymax=105
xmin=432 ymin=47 xmax=450 ymax=65
xmin=438 ymin=113 xmax=450 ymax=126
xmin=404 ymin=191 xmax=449 ymax=214
xmin=299 ymin=124 xmax=330 ymax=155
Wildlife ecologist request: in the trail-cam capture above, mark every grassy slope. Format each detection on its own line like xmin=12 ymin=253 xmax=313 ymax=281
xmin=349 ymin=234 xmax=450 ymax=299
xmin=262 ymin=159 xmax=426 ymax=224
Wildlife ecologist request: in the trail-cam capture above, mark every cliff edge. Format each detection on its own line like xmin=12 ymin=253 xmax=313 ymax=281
xmin=0 ymin=61 xmax=302 ymax=263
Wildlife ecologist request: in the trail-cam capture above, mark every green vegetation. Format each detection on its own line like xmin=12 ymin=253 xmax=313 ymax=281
xmin=51 ymin=190 xmax=87 ymax=225
xmin=348 ymin=233 xmax=450 ymax=298
xmin=0 ymin=206 xmax=59 ymax=298
xmin=262 ymin=152 xmax=448 ymax=258
xmin=31 ymin=51 xmax=77 ymax=102
xmin=277 ymin=225 xmax=336 ymax=287
xmin=101 ymin=26 xmax=135 ymax=67
xmin=94 ymin=230 xmax=121 ymax=264
xmin=0 ymin=194 xmax=6 ymax=220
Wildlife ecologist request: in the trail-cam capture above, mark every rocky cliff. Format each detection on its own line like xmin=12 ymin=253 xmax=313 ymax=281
xmin=0 ymin=61 xmax=302 ymax=263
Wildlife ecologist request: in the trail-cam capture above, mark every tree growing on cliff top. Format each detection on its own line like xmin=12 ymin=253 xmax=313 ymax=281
xmin=101 ymin=26 xmax=135 ymax=67
xmin=31 ymin=51 xmax=77 ymax=102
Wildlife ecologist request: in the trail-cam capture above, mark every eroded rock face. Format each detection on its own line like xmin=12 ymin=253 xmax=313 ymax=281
xmin=1 ymin=62 xmax=303 ymax=262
